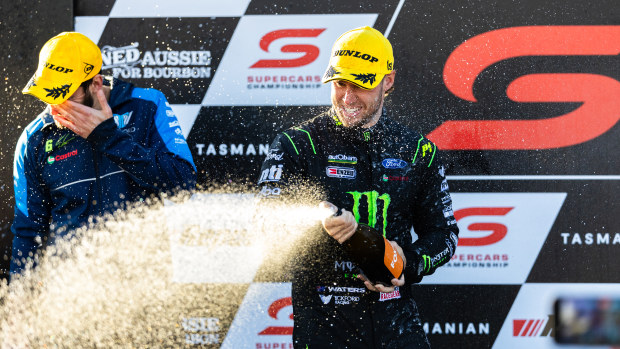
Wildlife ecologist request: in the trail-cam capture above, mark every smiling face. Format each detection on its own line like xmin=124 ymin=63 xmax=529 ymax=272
xmin=330 ymin=71 xmax=395 ymax=128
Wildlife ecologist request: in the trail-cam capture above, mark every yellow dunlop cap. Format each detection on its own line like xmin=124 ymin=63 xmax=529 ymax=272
xmin=22 ymin=32 xmax=102 ymax=104
xmin=322 ymin=26 xmax=394 ymax=90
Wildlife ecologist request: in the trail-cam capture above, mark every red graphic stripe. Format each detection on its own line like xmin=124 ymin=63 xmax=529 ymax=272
xmin=258 ymin=326 xmax=294 ymax=335
xmin=527 ymin=319 xmax=541 ymax=336
xmin=267 ymin=297 xmax=292 ymax=319
xmin=531 ymin=319 xmax=545 ymax=337
xmin=521 ymin=319 xmax=534 ymax=336
xmin=429 ymin=73 xmax=620 ymax=149
xmin=443 ymin=26 xmax=620 ymax=102
xmin=513 ymin=319 xmax=526 ymax=336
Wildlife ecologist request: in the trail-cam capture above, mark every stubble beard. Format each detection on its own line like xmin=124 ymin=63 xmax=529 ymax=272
xmin=335 ymin=89 xmax=384 ymax=128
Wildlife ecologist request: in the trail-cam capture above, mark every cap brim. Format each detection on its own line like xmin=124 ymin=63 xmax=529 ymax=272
xmin=22 ymin=74 xmax=81 ymax=105
xmin=322 ymin=71 xmax=386 ymax=90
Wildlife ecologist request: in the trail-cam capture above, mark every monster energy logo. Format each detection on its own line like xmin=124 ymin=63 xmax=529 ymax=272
xmin=347 ymin=191 xmax=391 ymax=237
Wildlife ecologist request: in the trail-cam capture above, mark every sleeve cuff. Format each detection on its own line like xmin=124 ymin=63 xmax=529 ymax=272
xmin=404 ymin=251 xmax=424 ymax=284
xmin=86 ymin=118 xmax=120 ymax=150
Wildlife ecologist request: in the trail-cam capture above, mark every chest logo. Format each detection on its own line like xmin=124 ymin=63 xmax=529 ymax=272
xmin=382 ymin=158 xmax=407 ymax=169
xmin=113 ymin=111 xmax=133 ymax=129
xmin=326 ymin=166 xmax=356 ymax=179
xmin=47 ymin=149 xmax=78 ymax=164
xmin=328 ymin=154 xmax=357 ymax=164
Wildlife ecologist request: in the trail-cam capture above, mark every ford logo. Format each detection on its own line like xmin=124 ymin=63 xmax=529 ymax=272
xmin=382 ymin=158 xmax=407 ymax=169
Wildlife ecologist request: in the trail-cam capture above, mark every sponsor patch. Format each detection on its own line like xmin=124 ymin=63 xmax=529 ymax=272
xmin=319 ymin=294 xmax=333 ymax=304
xmin=326 ymin=166 xmax=356 ymax=179
xmin=328 ymin=154 xmax=357 ymax=164
xmin=265 ymin=151 xmax=284 ymax=161
xmin=334 ymin=260 xmax=355 ymax=271
xmin=381 ymin=158 xmax=407 ymax=169
xmin=259 ymin=164 xmax=283 ymax=183
xmin=382 ymin=174 xmax=409 ymax=182
xmin=259 ymin=186 xmax=281 ymax=198
xmin=334 ymin=295 xmax=360 ymax=305
xmin=113 ymin=111 xmax=133 ymax=129
xmin=317 ymin=286 xmax=366 ymax=293
xmin=379 ymin=287 xmax=401 ymax=302
xmin=47 ymin=149 xmax=78 ymax=164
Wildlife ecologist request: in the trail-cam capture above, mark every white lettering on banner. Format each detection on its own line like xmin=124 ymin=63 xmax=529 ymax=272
xmin=181 ymin=317 xmax=220 ymax=332
xmin=185 ymin=333 xmax=220 ymax=345
xmin=420 ymin=193 xmax=567 ymax=285
xmin=423 ymin=322 xmax=490 ymax=335
xmin=256 ymin=343 xmax=294 ymax=349
xmin=202 ymin=14 xmax=378 ymax=106
xmin=102 ymin=43 xmax=212 ymax=80
xmin=181 ymin=317 xmax=220 ymax=345
xmin=194 ymin=143 xmax=269 ymax=156
xmin=560 ymin=232 xmax=620 ymax=245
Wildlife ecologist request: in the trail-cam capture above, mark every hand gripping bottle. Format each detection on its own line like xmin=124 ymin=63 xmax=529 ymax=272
xmin=341 ymin=221 xmax=404 ymax=287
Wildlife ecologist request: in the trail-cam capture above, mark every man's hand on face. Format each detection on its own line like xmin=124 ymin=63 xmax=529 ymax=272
xmin=320 ymin=201 xmax=358 ymax=244
xmin=358 ymin=240 xmax=406 ymax=293
xmin=51 ymin=87 xmax=112 ymax=139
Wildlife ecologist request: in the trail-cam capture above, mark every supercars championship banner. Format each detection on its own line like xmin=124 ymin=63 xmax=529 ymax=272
xmin=30 ymin=0 xmax=620 ymax=347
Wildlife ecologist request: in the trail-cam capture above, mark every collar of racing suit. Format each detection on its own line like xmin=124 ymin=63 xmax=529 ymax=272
xmin=327 ymin=107 xmax=389 ymax=144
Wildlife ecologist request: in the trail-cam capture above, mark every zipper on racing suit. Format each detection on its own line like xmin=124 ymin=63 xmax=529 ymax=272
xmin=91 ymin=145 xmax=103 ymax=211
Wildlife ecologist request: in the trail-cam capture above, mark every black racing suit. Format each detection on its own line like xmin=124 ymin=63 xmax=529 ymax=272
xmin=257 ymin=109 xmax=459 ymax=348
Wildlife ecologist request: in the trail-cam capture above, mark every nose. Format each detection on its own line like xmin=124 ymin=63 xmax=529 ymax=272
xmin=342 ymin=86 xmax=357 ymax=105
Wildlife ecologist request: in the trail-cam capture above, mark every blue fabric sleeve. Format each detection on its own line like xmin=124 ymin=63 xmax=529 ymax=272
xmin=11 ymin=124 xmax=50 ymax=275
xmin=86 ymin=88 xmax=196 ymax=193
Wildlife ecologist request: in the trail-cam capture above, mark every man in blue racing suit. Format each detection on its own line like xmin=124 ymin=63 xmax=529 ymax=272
xmin=257 ymin=27 xmax=459 ymax=348
xmin=11 ymin=32 xmax=196 ymax=276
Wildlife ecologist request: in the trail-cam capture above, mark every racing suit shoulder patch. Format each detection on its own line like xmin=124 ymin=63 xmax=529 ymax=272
xmin=412 ymin=136 xmax=437 ymax=167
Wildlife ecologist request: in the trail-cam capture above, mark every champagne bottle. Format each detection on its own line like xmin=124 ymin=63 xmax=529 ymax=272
xmin=342 ymin=223 xmax=404 ymax=287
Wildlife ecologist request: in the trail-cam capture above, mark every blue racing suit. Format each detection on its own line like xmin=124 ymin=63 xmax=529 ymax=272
xmin=11 ymin=77 xmax=196 ymax=275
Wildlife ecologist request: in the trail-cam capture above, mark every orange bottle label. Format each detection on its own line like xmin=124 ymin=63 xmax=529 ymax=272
xmin=383 ymin=237 xmax=404 ymax=278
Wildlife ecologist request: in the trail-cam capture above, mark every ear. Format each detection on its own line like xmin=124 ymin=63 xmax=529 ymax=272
xmin=382 ymin=70 xmax=395 ymax=91
xmin=89 ymin=74 xmax=104 ymax=93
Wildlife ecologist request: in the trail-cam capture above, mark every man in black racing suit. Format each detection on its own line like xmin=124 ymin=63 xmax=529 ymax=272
xmin=257 ymin=26 xmax=458 ymax=348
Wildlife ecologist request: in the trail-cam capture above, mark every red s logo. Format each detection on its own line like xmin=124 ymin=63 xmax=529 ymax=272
xmin=250 ymin=29 xmax=326 ymax=68
xmin=429 ymin=26 xmax=620 ymax=150
xmin=454 ymin=207 xmax=513 ymax=246
xmin=258 ymin=297 xmax=293 ymax=335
